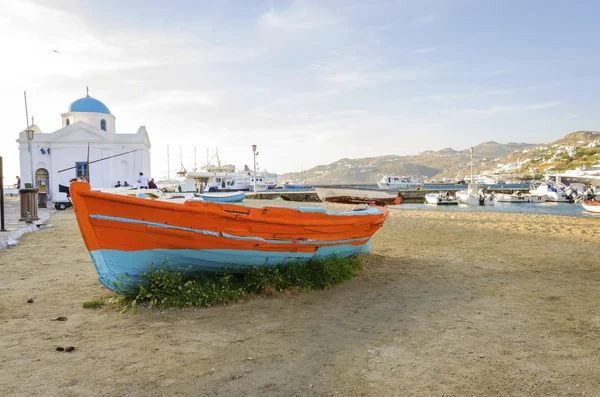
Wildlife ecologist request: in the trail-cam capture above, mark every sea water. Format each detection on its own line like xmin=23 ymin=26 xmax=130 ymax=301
xmin=388 ymin=201 xmax=598 ymax=218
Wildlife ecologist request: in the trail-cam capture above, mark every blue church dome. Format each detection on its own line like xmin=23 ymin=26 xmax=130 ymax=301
xmin=69 ymin=96 xmax=111 ymax=114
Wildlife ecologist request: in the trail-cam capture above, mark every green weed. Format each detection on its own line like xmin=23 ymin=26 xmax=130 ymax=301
xmin=82 ymin=299 xmax=104 ymax=309
xmin=114 ymin=255 xmax=363 ymax=310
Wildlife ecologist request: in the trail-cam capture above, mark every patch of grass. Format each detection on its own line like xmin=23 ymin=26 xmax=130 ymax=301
xmin=82 ymin=299 xmax=104 ymax=309
xmin=114 ymin=255 xmax=363 ymax=310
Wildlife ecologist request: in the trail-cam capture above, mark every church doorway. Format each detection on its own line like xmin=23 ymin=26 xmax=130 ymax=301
xmin=35 ymin=168 xmax=50 ymax=207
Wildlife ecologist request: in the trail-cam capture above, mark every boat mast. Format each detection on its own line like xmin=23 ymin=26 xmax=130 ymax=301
xmin=167 ymin=146 xmax=170 ymax=180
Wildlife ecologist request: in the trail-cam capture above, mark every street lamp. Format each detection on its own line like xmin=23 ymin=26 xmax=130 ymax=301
xmin=251 ymin=144 xmax=258 ymax=193
xmin=26 ymin=127 xmax=35 ymax=189
xmin=469 ymin=146 xmax=474 ymax=185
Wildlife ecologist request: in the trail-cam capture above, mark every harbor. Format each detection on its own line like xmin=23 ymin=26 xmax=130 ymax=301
xmin=246 ymin=184 xmax=533 ymax=203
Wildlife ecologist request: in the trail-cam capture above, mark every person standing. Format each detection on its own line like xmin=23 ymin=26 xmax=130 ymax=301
xmin=16 ymin=176 xmax=21 ymax=189
xmin=137 ymin=172 xmax=149 ymax=189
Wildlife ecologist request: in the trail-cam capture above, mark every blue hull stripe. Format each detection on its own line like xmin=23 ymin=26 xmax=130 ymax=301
xmin=89 ymin=214 xmax=371 ymax=245
xmin=89 ymin=242 xmax=371 ymax=291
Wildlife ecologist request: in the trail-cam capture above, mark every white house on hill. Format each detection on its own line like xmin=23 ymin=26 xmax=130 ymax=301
xmin=16 ymin=92 xmax=151 ymax=202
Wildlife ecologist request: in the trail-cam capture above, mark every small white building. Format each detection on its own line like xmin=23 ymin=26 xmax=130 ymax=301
xmin=16 ymin=92 xmax=151 ymax=202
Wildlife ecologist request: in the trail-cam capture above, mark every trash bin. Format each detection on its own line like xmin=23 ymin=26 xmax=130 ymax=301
xmin=19 ymin=188 xmax=40 ymax=221
xmin=38 ymin=192 xmax=47 ymax=208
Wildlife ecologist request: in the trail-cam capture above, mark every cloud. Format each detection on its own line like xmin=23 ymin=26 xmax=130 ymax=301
xmin=404 ymin=89 xmax=514 ymax=104
xmin=412 ymin=14 xmax=438 ymax=27
xmin=414 ymin=47 xmax=438 ymax=54
xmin=456 ymin=101 xmax=561 ymax=116
xmin=258 ymin=1 xmax=340 ymax=32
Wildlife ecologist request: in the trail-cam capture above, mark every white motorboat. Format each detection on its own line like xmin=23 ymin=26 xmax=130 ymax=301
xmin=495 ymin=192 xmax=547 ymax=203
xmin=377 ymin=175 xmax=423 ymax=190
xmin=187 ymin=168 xmax=268 ymax=192
xmin=455 ymin=183 xmax=495 ymax=205
xmin=424 ymin=192 xmax=459 ymax=205
xmin=529 ymin=182 xmax=573 ymax=202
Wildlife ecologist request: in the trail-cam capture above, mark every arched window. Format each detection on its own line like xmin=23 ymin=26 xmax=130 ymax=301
xmin=100 ymin=119 xmax=107 ymax=131
xmin=66 ymin=118 xmax=70 ymax=126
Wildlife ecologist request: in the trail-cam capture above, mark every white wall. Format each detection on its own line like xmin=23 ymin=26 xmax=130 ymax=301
xmin=18 ymin=132 xmax=151 ymax=202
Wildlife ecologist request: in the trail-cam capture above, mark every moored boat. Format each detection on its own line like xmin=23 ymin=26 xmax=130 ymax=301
xmin=424 ymin=192 xmax=459 ymax=205
xmin=192 ymin=191 xmax=245 ymax=203
xmin=283 ymin=180 xmax=310 ymax=190
xmin=315 ymin=187 xmax=401 ymax=206
xmin=455 ymin=183 xmax=492 ymax=205
xmin=495 ymin=192 xmax=547 ymax=203
xmin=69 ymin=182 xmax=389 ymax=291
xmin=529 ymin=183 xmax=573 ymax=202
xmin=377 ymin=175 xmax=423 ymax=190
xmin=581 ymin=199 xmax=600 ymax=214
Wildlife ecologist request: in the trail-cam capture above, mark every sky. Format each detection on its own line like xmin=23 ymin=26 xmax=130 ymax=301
xmin=1 ymin=0 xmax=599 ymax=183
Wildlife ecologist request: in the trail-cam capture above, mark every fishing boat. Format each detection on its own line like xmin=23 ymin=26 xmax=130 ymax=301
xmin=283 ymin=180 xmax=310 ymax=190
xmin=424 ymin=192 xmax=459 ymax=205
xmin=315 ymin=187 xmax=401 ymax=206
xmin=69 ymin=182 xmax=389 ymax=291
xmin=581 ymin=199 xmax=600 ymax=214
xmin=193 ymin=191 xmax=245 ymax=203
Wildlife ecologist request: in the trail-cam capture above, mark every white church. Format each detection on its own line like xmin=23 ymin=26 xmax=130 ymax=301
xmin=17 ymin=91 xmax=151 ymax=202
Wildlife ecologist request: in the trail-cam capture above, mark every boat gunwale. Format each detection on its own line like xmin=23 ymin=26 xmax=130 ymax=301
xmin=72 ymin=183 xmax=389 ymax=227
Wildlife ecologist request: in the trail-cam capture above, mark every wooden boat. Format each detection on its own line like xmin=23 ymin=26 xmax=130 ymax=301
xmin=424 ymin=192 xmax=459 ymax=205
xmin=192 ymin=191 xmax=245 ymax=203
xmin=283 ymin=180 xmax=310 ymax=190
xmin=315 ymin=187 xmax=401 ymax=206
xmin=69 ymin=182 xmax=389 ymax=291
xmin=581 ymin=199 xmax=600 ymax=214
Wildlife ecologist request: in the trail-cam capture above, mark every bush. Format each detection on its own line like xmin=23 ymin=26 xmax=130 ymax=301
xmin=114 ymin=256 xmax=363 ymax=310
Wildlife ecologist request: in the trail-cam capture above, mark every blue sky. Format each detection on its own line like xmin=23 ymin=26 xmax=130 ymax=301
xmin=1 ymin=0 xmax=599 ymax=182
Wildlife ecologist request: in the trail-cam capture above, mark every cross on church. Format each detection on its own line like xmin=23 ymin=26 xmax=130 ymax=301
xmin=31 ymin=116 xmax=34 ymax=125
xmin=86 ymin=86 xmax=89 ymax=97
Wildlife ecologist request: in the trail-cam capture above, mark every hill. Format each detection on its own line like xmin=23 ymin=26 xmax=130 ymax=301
xmin=278 ymin=131 xmax=600 ymax=184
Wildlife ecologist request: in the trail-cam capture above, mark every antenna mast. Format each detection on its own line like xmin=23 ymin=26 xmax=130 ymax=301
xmin=24 ymin=92 xmax=35 ymax=187
xmin=24 ymin=92 xmax=30 ymax=128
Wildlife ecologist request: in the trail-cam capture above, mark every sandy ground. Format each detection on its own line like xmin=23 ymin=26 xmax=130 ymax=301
xmin=1 ymin=204 xmax=599 ymax=397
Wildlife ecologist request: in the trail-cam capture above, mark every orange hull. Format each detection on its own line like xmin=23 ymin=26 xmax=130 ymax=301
xmin=68 ymin=182 xmax=389 ymax=291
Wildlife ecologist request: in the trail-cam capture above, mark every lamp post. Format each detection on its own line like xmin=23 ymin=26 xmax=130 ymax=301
xmin=251 ymin=144 xmax=258 ymax=193
xmin=26 ymin=127 xmax=35 ymax=188
xmin=469 ymin=146 xmax=474 ymax=185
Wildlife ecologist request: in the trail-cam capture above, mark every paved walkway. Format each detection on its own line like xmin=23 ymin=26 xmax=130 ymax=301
xmin=0 ymin=196 xmax=56 ymax=249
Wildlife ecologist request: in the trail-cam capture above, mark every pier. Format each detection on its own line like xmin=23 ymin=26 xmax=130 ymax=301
xmin=245 ymin=186 xmax=531 ymax=203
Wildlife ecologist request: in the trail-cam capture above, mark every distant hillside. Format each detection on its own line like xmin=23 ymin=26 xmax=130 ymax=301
xmin=550 ymin=131 xmax=600 ymax=146
xmin=278 ymin=142 xmax=536 ymax=184
xmin=278 ymin=131 xmax=600 ymax=184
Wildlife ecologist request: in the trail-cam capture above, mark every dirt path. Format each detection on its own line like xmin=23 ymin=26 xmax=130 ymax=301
xmin=1 ymin=208 xmax=599 ymax=396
